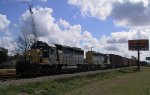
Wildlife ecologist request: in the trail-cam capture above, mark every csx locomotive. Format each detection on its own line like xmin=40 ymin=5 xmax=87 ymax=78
xmin=16 ymin=41 xmax=137 ymax=75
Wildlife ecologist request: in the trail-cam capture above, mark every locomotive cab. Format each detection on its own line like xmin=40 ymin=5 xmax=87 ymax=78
xmin=25 ymin=49 xmax=43 ymax=63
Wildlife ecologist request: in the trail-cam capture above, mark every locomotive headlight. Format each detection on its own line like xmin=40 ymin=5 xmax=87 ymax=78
xmin=28 ymin=52 xmax=31 ymax=56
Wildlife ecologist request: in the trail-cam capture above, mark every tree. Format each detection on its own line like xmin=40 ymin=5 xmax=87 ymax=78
xmin=0 ymin=47 xmax=8 ymax=64
xmin=131 ymin=56 xmax=136 ymax=60
xmin=16 ymin=34 xmax=36 ymax=55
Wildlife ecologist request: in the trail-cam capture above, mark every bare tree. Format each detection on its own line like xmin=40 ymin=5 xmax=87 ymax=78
xmin=16 ymin=34 xmax=36 ymax=55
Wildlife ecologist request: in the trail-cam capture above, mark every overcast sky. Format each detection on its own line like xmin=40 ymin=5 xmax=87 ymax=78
xmin=0 ymin=0 xmax=150 ymax=60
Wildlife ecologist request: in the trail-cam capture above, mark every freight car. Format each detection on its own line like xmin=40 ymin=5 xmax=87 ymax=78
xmin=108 ymin=54 xmax=123 ymax=68
xmin=122 ymin=57 xmax=129 ymax=67
xmin=108 ymin=54 xmax=138 ymax=68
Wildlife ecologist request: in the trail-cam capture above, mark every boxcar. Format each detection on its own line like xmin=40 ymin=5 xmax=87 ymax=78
xmin=122 ymin=57 xmax=129 ymax=67
xmin=108 ymin=54 xmax=123 ymax=68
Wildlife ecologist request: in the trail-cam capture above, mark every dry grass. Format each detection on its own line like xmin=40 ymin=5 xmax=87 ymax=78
xmin=65 ymin=66 xmax=150 ymax=95
xmin=0 ymin=69 xmax=16 ymax=75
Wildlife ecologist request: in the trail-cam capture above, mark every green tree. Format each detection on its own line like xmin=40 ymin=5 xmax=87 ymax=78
xmin=0 ymin=47 xmax=8 ymax=64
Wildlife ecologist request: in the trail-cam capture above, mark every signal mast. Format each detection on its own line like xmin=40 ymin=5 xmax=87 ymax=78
xmin=26 ymin=0 xmax=38 ymax=42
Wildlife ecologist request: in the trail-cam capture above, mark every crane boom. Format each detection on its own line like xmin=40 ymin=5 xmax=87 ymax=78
xmin=27 ymin=1 xmax=33 ymax=14
xmin=26 ymin=0 xmax=38 ymax=42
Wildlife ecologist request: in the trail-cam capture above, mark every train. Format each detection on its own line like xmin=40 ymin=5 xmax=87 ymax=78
xmin=16 ymin=41 xmax=137 ymax=75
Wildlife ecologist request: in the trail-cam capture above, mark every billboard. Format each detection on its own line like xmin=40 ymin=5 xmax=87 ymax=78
xmin=128 ymin=39 xmax=149 ymax=51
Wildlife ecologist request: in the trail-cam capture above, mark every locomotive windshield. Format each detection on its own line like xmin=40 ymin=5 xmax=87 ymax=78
xmin=51 ymin=48 xmax=56 ymax=54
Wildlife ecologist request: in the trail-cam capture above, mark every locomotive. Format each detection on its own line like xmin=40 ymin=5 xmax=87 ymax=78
xmin=16 ymin=41 xmax=84 ymax=75
xmin=16 ymin=41 xmax=137 ymax=75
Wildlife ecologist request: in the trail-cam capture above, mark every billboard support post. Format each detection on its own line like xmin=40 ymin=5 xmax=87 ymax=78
xmin=137 ymin=48 xmax=140 ymax=70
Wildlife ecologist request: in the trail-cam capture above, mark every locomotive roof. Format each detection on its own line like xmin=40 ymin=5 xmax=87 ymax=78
xmin=48 ymin=43 xmax=56 ymax=48
xmin=54 ymin=44 xmax=83 ymax=51
xmin=108 ymin=54 xmax=130 ymax=59
xmin=108 ymin=54 xmax=122 ymax=57
xmin=32 ymin=41 xmax=56 ymax=48
xmin=32 ymin=41 xmax=83 ymax=51
xmin=87 ymin=51 xmax=105 ymax=55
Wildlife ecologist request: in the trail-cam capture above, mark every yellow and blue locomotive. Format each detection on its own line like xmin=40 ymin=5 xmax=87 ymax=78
xmin=16 ymin=41 xmax=84 ymax=75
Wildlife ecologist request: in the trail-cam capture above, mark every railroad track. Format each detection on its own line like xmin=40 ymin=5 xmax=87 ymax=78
xmin=0 ymin=74 xmax=19 ymax=81
xmin=0 ymin=66 xmax=136 ymax=82
xmin=0 ymin=68 xmax=78 ymax=81
xmin=0 ymin=67 xmax=108 ymax=81
xmin=0 ymin=66 xmax=137 ymax=87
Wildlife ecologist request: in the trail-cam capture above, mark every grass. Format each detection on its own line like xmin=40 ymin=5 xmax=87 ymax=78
xmin=65 ymin=67 xmax=150 ymax=95
xmin=0 ymin=67 xmax=138 ymax=95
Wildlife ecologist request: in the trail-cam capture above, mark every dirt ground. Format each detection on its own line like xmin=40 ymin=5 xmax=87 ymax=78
xmin=0 ymin=69 xmax=16 ymax=74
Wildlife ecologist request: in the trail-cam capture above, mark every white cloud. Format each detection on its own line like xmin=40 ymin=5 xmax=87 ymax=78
xmin=4 ymin=0 xmax=48 ymax=2
xmin=112 ymin=1 xmax=150 ymax=27
xmin=1 ymin=1 xmax=149 ymax=61
xmin=82 ymin=31 xmax=99 ymax=46
xmin=106 ymin=29 xmax=150 ymax=44
xmin=0 ymin=30 xmax=17 ymax=55
xmin=68 ymin=0 xmax=150 ymax=27
xmin=0 ymin=14 xmax=17 ymax=55
xmin=20 ymin=7 xmax=85 ymax=48
xmin=20 ymin=6 xmax=103 ymax=54
xmin=18 ymin=6 xmax=150 ymax=61
xmin=67 ymin=0 xmax=150 ymax=60
xmin=0 ymin=14 xmax=10 ymax=32
xmin=99 ymin=28 xmax=150 ymax=60
xmin=38 ymin=0 xmax=47 ymax=2
xmin=0 ymin=36 xmax=16 ymax=54
xmin=20 ymin=7 xmax=57 ymax=37
xmin=58 ymin=19 xmax=70 ymax=29
xmin=68 ymin=0 xmax=113 ymax=20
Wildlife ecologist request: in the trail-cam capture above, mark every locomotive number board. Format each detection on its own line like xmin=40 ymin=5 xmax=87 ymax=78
xmin=128 ymin=39 xmax=149 ymax=51
xmin=146 ymin=57 xmax=150 ymax=60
